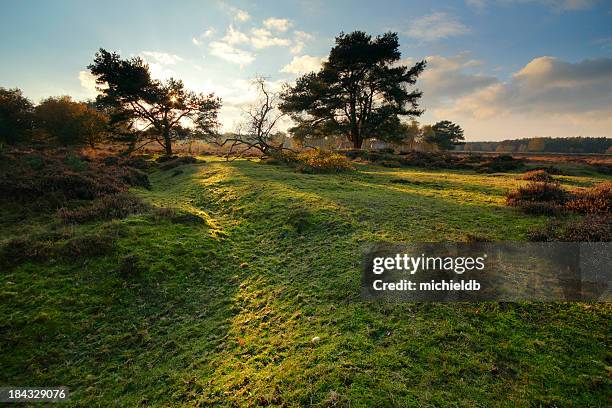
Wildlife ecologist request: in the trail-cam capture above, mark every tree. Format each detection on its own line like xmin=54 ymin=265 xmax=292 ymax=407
xmin=280 ymin=31 xmax=426 ymax=149
xmin=0 ymin=87 xmax=34 ymax=145
xmin=215 ymin=77 xmax=289 ymax=158
xmin=88 ymin=49 xmax=221 ymax=155
xmin=35 ymin=96 xmax=108 ymax=146
xmin=424 ymin=120 xmax=465 ymax=150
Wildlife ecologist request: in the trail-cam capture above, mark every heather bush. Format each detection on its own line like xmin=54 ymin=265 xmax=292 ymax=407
xmin=528 ymin=215 xmax=611 ymax=242
xmin=273 ymin=149 xmax=354 ymax=173
xmin=522 ymin=169 xmax=553 ymax=182
xmin=565 ymin=181 xmax=612 ymax=215
xmin=506 ymin=182 xmax=569 ymax=215
xmin=58 ymin=193 xmax=149 ymax=224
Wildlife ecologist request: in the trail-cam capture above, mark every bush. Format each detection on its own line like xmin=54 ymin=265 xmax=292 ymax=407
xmin=528 ymin=215 xmax=611 ymax=242
xmin=158 ymin=156 xmax=199 ymax=171
xmin=277 ymin=149 xmax=354 ymax=173
xmin=0 ymin=148 xmax=150 ymax=206
xmin=522 ymin=169 xmax=553 ymax=182
xmin=477 ymin=155 xmax=524 ymax=173
xmin=58 ymin=193 xmax=149 ymax=224
xmin=506 ymin=182 xmax=569 ymax=215
xmin=507 ymin=182 xmax=568 ymax=204
xmin=565 ymin=181 xmax=612 ymax=215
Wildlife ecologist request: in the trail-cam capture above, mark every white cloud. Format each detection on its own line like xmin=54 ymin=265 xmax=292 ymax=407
xmin=209 ymin=41 xmax=255 ymax=66
xmin=407 ymin=12 xmax=470 ymax=41
xmin=192 ymin=28 xmax=215 ymax=46
xmin=290 ymin=31 xmax=314 ymax=54
xmin=78 ymin=71 xmax=99 ymax=96
xmin=263 ymin=17 xmax=292 ymax=32
xmin=223 ymin=25 xmax=250 ymax=45
xmin=234 ymin=8 xmax=250 ymax=21
xmin=141 ymin=51 xmax=183 ymax=65
xmin=218 ymin=25 xmax=290 ymax=49
xmin=250 ymin=28 xmax=291 ymax=49
xmin=281 ymin=55 xmax=326 ymax=75
xmin=417 ymin=54 xmax=497 ymax=107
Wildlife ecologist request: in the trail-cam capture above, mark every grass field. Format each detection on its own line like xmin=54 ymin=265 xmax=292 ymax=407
xmin=1 ymin=157 xmax=610 ymax=407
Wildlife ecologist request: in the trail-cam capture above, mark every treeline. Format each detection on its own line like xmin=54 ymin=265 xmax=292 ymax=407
xmin=457 ymin=137 xmax=612 ymax=154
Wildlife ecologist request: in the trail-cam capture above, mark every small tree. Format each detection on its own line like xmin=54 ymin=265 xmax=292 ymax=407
xmin=424 ymin=120 xmax=465 ymax=150
xmin=280 ymin=31 xmax=426 ymax=149
xmin=88 ymin=49 xmax=221 ymax=155
xmin=0 ymin=87 xmax=34 ymax=145
xmin=216 ymin=77 xmax=289 ymax=158
xmin=34 ymin=96 xmax=108 ymax=146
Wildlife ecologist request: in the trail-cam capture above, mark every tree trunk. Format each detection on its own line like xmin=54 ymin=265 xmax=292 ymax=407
xmin=163 ymin=127 xmax=173 ymax=156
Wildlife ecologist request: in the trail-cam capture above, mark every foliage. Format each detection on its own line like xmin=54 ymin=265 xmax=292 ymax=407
xmin=88 ymin=49 xmax=221 ymax=155
xmin=424 ymin=120 xmax=465 ymax=150
xmin=0 ymin=148 xmax=149 ymax=206
xmin=521 ymin=169 xmax=553 ymax=182
xmin=529 ymin=215 xmax=612 ymax=242
xmin=57 ymin=193 xmax=149 ymax=224
xmin=0 ymin=87 xmax=34 ymax=145
xmin=280 ymin=31 xmax=426 ymax=148
xmin=34 ymin=96 xmax=109 ymax=147
xmin=267 ymin=149 xmax=355 ymax=173
xmin=565 ymin=181 xmax=612 ymax=215
xmin=506 ymin=182 xmax=569 ymax=214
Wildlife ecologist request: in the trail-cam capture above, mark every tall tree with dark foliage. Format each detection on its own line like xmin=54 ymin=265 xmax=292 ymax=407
xmin=425 ymin=120 xmax=465 ymax=150
xmin=88 ymin=49 xmax=221 ymax=155
xmin=280 ymin=31 xmax=426 ymax=149
xmin=0 ymin=87 xmax=34 ymax=145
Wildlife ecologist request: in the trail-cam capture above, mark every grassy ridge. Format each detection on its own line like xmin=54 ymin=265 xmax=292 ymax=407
xmin=1 ymin=158 xmax=610 ymax=406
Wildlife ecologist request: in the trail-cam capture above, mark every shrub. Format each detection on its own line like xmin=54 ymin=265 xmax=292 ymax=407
xmin=58 ymin=193 xmax=149 ymax=224
xmin=531 ymin=165 xmax=566 ymax=176
xmin=0 ymin=148 xmax=150 ymax=206
xmin=507 ymin=182 xmax=568 ymax=204
xmin=158 ymin=156 xmax=199 ymax=171
xmin=281 ymin=149 xmax=354 ymax=173
xmin=522 ymin=169 xmax=553 ymax=182
xmin=565 ymin=181 xmax=612 ymax=215
xmin=528 ymin=215 xmax=611 ymax=242
xmin=477 ymin=155 xmax=524 ymax=173
xmin=506 ymin=182 xmax=569 ymax=215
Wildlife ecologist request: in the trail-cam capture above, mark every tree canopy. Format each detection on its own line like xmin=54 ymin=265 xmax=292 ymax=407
xmin=0 ymin=87 xmax=34 ymax=145
xmin=280 ymin=31 xmax=426 ymax=149
xmin=34 ymin=96 xmax=108 ymax=147
xmin=424 ymin=120 xmax=465 ymax=150
xmin=88 ymin=49 xmax=222 ymax=155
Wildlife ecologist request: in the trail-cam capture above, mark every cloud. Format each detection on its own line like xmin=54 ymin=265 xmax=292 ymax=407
xmin=290 ymin=31 xmax=314 ymax=54
xmin=141 ymin=51 xmax=183 ymax=65
xmin=250 ymin=28 xmax=291 ymax=49
xmin=223 ymin=25 xmax=250 ymax=45
xmin=427 ymin=56 xmax=612 ymax=140
xmin=407 ymin=12 xmax=471 ymax=42
xmin=78 ymin=71 xmax=99 ymax=96
xmin=192 ymin=28 xmax=215 ymax=46
xmin=417 ymin=54 xmax=497 ymax=107
xmin=209 ymin=41 xmax=255 ymax=66
xmin=263 ymin=17 xmax=292 ymax=32
xmin=233 ymin=8 xmax=250 ymax=21
xmin=281 ymin=55 xmax=326 ymax=74
xmin=219 ymin=25 xmax=290 ymax=49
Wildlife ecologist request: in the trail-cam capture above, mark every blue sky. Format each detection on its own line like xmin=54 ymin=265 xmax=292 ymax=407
xmin=1 ymin=0 xmax=611 ymax=140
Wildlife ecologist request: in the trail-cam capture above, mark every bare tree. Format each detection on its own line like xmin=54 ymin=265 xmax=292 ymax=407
xmin=215 ymin=77 xmax=292 ymax=160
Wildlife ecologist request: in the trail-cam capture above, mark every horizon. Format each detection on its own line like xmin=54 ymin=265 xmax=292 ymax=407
xmin=1 ymin=0 xmax=611 ymax=142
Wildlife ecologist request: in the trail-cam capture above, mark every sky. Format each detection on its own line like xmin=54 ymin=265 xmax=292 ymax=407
xmin=1 ymin=0 xmax=611 ymax=141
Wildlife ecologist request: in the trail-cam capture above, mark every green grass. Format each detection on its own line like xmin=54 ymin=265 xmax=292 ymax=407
xmin=1 ymin=158 xmax=610 ymax=407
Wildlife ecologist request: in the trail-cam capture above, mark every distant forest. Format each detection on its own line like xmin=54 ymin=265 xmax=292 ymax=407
xmin=455 ymin=137 xmax=612 ymax=154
